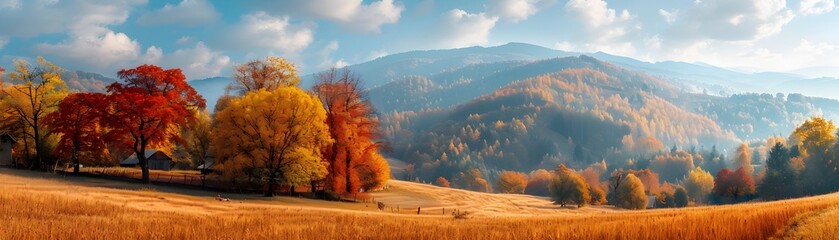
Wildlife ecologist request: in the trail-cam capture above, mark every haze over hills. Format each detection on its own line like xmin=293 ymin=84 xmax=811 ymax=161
xmin=52 ymin=43 xmax=839 ymax=174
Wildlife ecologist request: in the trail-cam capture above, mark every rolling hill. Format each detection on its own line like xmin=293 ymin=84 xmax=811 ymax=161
xmin=1 ymin=168 xmax=836 ymax=239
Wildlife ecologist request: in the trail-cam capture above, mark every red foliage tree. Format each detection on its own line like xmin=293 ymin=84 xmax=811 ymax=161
xmin=44 ymin=93 xmax=109 ymax=173
xmin=105 ymin=65 xmax=205 ymax=183
xmin=713 ymin=167 xmax=755 ymax=202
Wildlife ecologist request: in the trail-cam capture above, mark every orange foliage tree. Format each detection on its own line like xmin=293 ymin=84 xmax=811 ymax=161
xmin=435 ymin=176 xmax=451 ymax=187
xmin=44 ymin=93 xmax=109 ymax=173
xmin=496 ymin=170 xmax=528 ymax=194
xmin=314 ymin=68 xmax=388 ymax=193
xmin=105 ymin=65 xmax=205 ymax=183
xmin=525 ymin=169 xmax=551 ymax=196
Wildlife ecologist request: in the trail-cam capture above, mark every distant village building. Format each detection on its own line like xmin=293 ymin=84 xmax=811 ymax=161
xmin=0 ymin=133 xmax=16 ymax=166
xmin=120 ymin=149 xmax=172 ymax=171
xmin=195 ymin=156 xmax=214 ymax=173
xmin=647 ymin=195 xmax=657 ymax=209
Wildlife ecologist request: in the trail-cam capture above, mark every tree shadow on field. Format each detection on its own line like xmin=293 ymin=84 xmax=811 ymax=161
xmin=0 ymin=167 xmax=265 ymax=201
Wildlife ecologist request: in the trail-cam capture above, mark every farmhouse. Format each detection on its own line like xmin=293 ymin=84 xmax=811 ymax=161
xmin=120 ymin=149 xmax=172 ymax=171
xmin=195 ymin=156 xmax=214 ymax=173
xmin=0 ymin=133 xmax=16 ymax=166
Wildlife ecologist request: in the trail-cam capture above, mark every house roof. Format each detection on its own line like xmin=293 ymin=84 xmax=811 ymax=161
xmin=120 ymin=149 xmax=169 ymax=165
xmin=196 ymin=157 xmax=215 ymax=170
xmin=0 ymin=133 xmax=16 ymax=143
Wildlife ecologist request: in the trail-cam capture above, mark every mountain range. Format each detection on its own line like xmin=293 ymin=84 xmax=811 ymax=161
xmin=46 ymin=42 xmax=839 ymax=180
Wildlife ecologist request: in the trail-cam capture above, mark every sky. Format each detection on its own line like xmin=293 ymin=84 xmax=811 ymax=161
xmin=0 ymin=0 xmax=837 ymax=80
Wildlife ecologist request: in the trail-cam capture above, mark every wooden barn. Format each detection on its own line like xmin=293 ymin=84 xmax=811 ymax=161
xmin=0 ymin=133 xmax=16 ymax=166
xmin=120 ymin=149 xmax=172 ymax=171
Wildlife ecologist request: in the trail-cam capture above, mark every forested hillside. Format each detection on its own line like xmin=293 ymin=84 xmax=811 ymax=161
xmin=376 ymin=56 xmax=839 ymax=185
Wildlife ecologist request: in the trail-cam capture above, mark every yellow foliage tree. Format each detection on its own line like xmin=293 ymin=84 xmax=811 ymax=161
xmin=790 ymin=117 xmax=836 ymax=158
xmin=682 ymin=167 xmax=715 ymax=204
xmin=227 ymin=57 xmax=300 ymax=96
xmin=549 ymin=164 xmax=591 ymax=207
xmin=734 ymin=142 xmax=753 ymax=175
xmin=1 ymin=57 xmax=68 ymax=169
xmin=616 ymin=173 xmax=647 ymax=210
xmin=212 ymin=88 xmax=332 ymax=196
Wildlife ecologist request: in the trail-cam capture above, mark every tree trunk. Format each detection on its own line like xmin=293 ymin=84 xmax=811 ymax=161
xmin=290 ymin=185 xmax=296 ymax=195
xmin=345 ymin=148 xmax=352 ymax=193
xmin=265 ymin=181 xmax=275 ymax=197
xmin=72 ymin=145 xmax=80 ymax=174
xmin=264 ymin=170 xmax=276 ymax=197
xmin=138 ymin=147 xmax=150 ymax=184
xmin=33 ymin=121 xmax=44 ymax=171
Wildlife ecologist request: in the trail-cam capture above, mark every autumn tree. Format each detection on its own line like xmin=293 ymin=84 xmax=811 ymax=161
xmin=496 ymin=170 xmax=528 ymax=194
xmin=650 ymin=150 xmax=695 ymax=183
xmin=355 ymin=149 xmax=390 ymax=191
xmin=435 ymin=176 xmax=451 ymax=188
xmin=615 ymin=173 xmax=647 ymax=210
xmin=548 ymin=164 xmax=590 ymax=207
xmin=44 ymin=93 xmax=109 ymax=173
xmin=734 ymin=142 xmax=753 ymax=175
xmin=105 ymin=65 xmax=205 ymax=183
xmin=674 ymin=186 xmax=688 ymax=207
xmin=589 ymin=184 xmax=606 ymax=205
xmin=213 ymin=88 xmax=331 ymax=196
xmin=791 ymin=117 xmax=838 ymax=195
xmin=655 ymin=190 xmax=675 ymax=208
xmin=712 ymin=167 xmax=755 ymax=203
xmin=177 ymin=110 xmax=213 ymax=185
xmin=524 ymin=169 xmax=551 ymax=196
xmin=314 ymin=68 xmax=388 ymax=193
xmin=682 ymin=167 xmax=714 ymax=203
xmin=226 ymin=56 xmax=299 ymax=96
xmin=455 ymin=169 xmax=492 ymax=192
xmin=2 ymin=57 xmax=68 ymax=169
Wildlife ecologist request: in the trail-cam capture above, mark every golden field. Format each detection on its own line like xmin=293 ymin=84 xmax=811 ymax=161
xmin=0 ymin=168 xmax=836 ymax=240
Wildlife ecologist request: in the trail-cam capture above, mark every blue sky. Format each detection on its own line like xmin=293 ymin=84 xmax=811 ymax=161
xmin=0 ymin=0 xmax=837 ymax=79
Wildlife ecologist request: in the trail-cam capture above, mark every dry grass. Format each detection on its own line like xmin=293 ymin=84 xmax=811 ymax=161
xmin=0 ymin=169 xmax=837 ymax=240
xmin=776 ymin=206 xmax=839 ymax=240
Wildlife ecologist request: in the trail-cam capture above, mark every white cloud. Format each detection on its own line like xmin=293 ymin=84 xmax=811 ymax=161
xmin=34 ymin=0 xmax=150 ymax=71
xmin=368 ymin=50 xmax=388 ymax=60
xmin=658 ymin=9 xmax=678 ymax=24
xmin=0 ymin=0 xmax=146 ymax=38
xmin=793 ymin=39 xmax=837 ymax=55
xmin=37 ymin=31 xmax=143 ymax=68
xmin=554 ymin=41 xmax=575 ymax=51
xmin=228 ymin=12 xmax=314 ymax=53
xmin=0 ymin=0 xmax=21 ymax=10
xmin=137 ymin=0 xmax=219 ymax=26
xmin=645 ymin=35 xmax=662 ymax=50
xmin=151 ymin=42 xmax=231 ymax=79
xmin=565 ymin=0 xmax=631 ymax=28
xmin=255 ymin=0 xmax=404 ymax=33
xmin=176 ymin=36 xmax=192 ymax=45
xmin=667 ymin=0 xmax=794 ymax=42
xmin=334 ymin=59 xmax=349 ymax=68
xmin=486 ymin=0 xmax=555 ymax=22
xmin=434 ymin=9 xmax=498 ymax=48
xmin=563 ymin=0 xmax=636 ymax=55
xmin=799 ymin=0 xmax=835 ymax=15
xmin=317 ymin=41 xmax=349 ymax=69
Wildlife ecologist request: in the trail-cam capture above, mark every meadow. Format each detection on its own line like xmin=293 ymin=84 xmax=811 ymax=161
xmin=0 ymin=168 xmax=835 ymax=240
